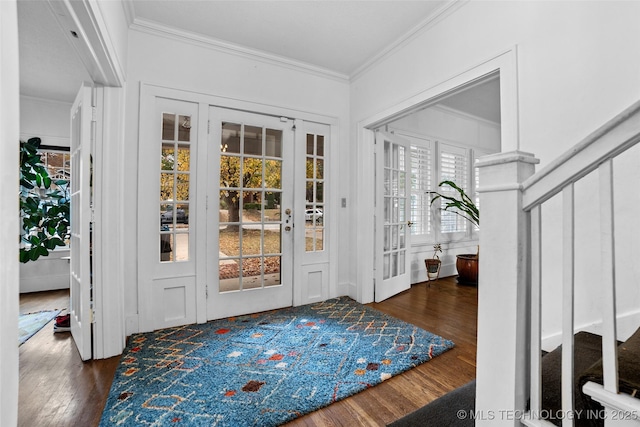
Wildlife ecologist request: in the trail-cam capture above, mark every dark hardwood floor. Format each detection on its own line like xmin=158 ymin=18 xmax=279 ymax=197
xmin=18 ymin=277 xmax=477 ymax=426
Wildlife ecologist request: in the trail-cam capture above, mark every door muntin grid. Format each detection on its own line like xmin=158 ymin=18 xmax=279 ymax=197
xmin=218 ymin=122 xmax=284 ymax=292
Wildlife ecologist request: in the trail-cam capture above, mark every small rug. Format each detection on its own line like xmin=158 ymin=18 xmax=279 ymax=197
xmin=100 ymin=297 xmax=455 ymax=426
xmin=19 ymin=309 xmax=61 ymax=346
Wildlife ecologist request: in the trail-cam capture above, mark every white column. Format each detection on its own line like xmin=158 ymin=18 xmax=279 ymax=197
xmin=0 ymin=1 xmax=20 ymax=425
xmin=475 ymin=151 xmax=539 ymax=426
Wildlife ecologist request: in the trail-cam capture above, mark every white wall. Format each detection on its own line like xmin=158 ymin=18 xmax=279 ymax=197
xmin=351 ymin=1 xmax=640 ymax=341
xmin=123 ymin=28 xmax=351 ymax=333
xmin=20 ymin=95 xmax=71 ymax=147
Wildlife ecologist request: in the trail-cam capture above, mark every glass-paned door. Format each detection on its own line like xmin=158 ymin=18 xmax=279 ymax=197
xmin=208 ymin=108 xmax=294 ymax=319
xmin=375 ymin=131 xmax=411 ymax=302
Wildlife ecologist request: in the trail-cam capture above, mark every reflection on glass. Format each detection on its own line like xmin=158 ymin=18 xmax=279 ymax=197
xmin=219 ymin=259 xmax=241 ymax=292
xmin=176 ymin=174 xmax=190 ymax=201
xmin=384 ymin=141 xmax=391 ymax=168
xmin=399 ymin=251 xmax=405 ymax=275
xmin=175 ymin=233 xmax=189 ymax=261
xmin=383 ymin=253 xmax=390 ymax=280
xmin=316 ymin=182 xmax=323 ymax=203
xmin=306 ymin=182 xmax=314 ymax=202
xmin=392 ymin=197 xmax=398 ymax=223
xmin=399 ymin=171 xmax=406 ymax=196
xmin=306 ymin=158 xmax=314 ymax=179
xmin=160 ymin=233 xmax=172 ymax=262
xmin=177 ymin=145 xmax=190 ymax=171
xmin=242 ymin=228 xmax=261 ymax=256
xmin=384 ymin=169 xmax=390 ymax=194
xmin=220 ymin=156 xmax=240 ymax=188
xmin=265 ymin=160 xmax=282 ymax=190
xmin=265 ymin=128 xmax=282 ymax=158
xmin=265 ymin=226 xmax=281 ymax=254
xmin=176 ymin=203 xmax=190 ymax=226
xmin=221 ymin=122 xmax=241 ymax=154
xmin=392 ymin=225 xmax=398 ymax=250
xmin=317 ymin=136 xmax=324 ymax=157
xmin=383 ymin=225 xmax=390 ymax=251
xmin=220 ymin=190 xmax=241 ymax=225
xmin=243 ymin=158 xmax=263 ymax=188
xmin=264 ymin=256 xmax=281 ymax=287
xmin=384 ymin=197 xmax=390 ymax=223
xmin=391 ymin=252 xmax=398 ymax=277
xmin=244 ymin=125 xmax=263 ymax=156
xmin=160 ymin=173 xmax=173 ymax=201
xmin=306 ymin=134 xmax=314 ymax=155
xmin=178 ymin=115 xmax=191 ymax=141
xmin=162 ymin=113 xmax=175 ymax=140
xmin=316 ymin=159 xmax=324 ymax=179
xmin=161 ymin=144 xmax=174 ymax=171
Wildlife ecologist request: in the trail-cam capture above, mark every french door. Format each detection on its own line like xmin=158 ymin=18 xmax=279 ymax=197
xmin=207 ymin=108 xmax=294 ymax=319
xmin=374 ymin=131 xmax=412 ymax=302
xmin=69 ymin=84 xmax=93 ymax=360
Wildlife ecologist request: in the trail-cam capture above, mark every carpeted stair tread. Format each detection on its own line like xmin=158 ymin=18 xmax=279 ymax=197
xmin=578 ymin=326 xmax=640 ymax=425
xmin=387 ymin=380 xmax=475 ymax=427
xmin=390 ymin=331 xmax=620 ymax=427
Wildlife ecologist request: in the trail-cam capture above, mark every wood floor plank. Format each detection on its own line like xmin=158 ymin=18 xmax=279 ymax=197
xmin=18 ymin=277 xmax=477 ymax=426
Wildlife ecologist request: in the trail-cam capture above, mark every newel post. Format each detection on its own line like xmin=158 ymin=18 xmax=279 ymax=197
xmin=475 ymin=151 xmax=539 ymax=426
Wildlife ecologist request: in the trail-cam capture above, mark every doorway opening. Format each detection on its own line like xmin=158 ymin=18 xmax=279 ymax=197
xmin=370 ymin=72 xmax=503 ymax=302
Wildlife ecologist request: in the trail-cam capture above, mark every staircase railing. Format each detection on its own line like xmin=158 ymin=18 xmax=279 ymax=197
xmin=475 ymin=100 xmax=640 ymax=426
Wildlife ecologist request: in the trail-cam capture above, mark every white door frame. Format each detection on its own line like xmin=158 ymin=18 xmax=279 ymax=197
xmin=355 ymin=47 xmax=519 ymax=304
xmin=1 ymin=1 xmax=21 ymax=423
xmin=136 ymin=83 xmax=340 ymax=331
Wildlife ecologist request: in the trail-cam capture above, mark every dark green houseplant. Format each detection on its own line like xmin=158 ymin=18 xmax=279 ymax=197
xmin=430 ymin=180 xmax=479 ymax=284
xmin=430 ymin=180 xmax=479 ymax=228
xmin=19 ymin=137 xmax=70 ymax=263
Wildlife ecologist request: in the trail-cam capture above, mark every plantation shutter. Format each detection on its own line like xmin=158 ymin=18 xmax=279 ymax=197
xmin=410 ymin=144 xmax=432 ymax=237
xmin=439 ymin=144 xmax=468 ymax=234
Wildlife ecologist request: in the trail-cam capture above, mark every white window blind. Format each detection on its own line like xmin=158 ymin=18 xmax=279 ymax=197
xmin=409 ymin=144 xmax=431 ymax=236
xmin=440 ymin=144 xmax=468 ymax=234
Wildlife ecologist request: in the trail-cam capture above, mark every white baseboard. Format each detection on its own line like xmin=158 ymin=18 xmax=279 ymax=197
xmin=20 ymin=274 xmax=69 ymax=293
xmin=125 ymin=315 xmax=139 ymax=337
xmin=541 ymin=309 xmax=640 ymax=351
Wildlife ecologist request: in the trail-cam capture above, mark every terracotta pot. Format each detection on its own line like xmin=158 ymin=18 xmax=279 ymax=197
xmin=456 ymin=254 xmax=478 ymax=285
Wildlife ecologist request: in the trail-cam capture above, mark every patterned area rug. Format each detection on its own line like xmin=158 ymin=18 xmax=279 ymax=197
xmin=100 ymin=297 xmax=454 ymax=426
xmin=18 ymin=309 xmax=61 ymax=346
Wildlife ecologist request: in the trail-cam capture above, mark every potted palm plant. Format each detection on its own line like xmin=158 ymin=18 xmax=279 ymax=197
xmin=424 ymin=243 xmax=443 ymax=281
xmin=430 ymin=180 xmax=479 ymax=285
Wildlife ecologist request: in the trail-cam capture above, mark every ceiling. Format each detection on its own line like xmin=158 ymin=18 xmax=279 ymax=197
xmin=17 ymin=0 xmax=499 ymax=124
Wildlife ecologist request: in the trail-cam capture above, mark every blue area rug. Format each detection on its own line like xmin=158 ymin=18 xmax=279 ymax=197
xmin=100 ymin=297 xmax=455 ymax=426
xmin=19 ymin=309 xmax=61 ymax=346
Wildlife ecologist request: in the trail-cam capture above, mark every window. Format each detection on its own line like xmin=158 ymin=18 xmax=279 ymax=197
xmin=439 ymin=144 xmax=469 ymax=234
xmin=160 ymin=113 xmax=192 ymax=262
xmin=403 ymin=135 xmax=481 ymax=243
xmin=409 ymin=144 xmax=432 ymax=236
xmin=305 ymin=133 xmax=325 ymax=252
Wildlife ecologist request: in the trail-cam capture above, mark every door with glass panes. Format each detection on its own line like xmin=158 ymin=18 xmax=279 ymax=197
xmin=207 ymin=108 xmax=294 ymax=319
xmin=374 ymin=131 xmax=412 ymax=302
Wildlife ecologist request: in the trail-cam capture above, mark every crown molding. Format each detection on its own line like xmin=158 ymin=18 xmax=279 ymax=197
xmin=121 ymin=0 xmax=135 ymax=27
xmin=350 ymin=0 xmax=468 ymax=81
xmin=130 ymin=18 xmax=350 ymax=83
